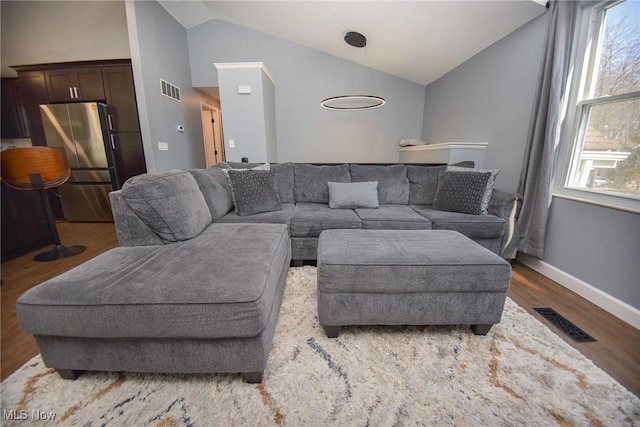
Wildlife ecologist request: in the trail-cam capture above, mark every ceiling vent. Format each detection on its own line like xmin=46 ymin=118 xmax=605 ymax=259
xmin=160 ymin=79 xmax=181 ymax=102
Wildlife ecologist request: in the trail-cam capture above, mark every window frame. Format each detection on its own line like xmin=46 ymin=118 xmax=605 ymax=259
xmin=555 ymin=0 xmax=640 ymax=213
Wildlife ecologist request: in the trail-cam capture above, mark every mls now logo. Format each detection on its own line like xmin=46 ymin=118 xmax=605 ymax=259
xmin=3 ymin=409 xmax=57 ymax=421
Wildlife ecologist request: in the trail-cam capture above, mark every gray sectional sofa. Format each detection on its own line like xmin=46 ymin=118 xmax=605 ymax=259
xmin=111 ymin=162 xmax=519 ymax=260
xmin=17 ymin=161 xmax=519 ymax=383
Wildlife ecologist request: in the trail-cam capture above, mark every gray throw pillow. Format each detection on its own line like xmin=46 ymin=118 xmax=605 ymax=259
xmin=447 ymin=165 xmax=500 ymax=214
xmin=122 ymin=170 xmax=212 ymax=241
xmin=328 ymin=181 xmax=379 ymax=209
xmin=433 ymin=170 xmax=492 ymax=215
xmin=227 ymin=169 xmax=282 ymax=216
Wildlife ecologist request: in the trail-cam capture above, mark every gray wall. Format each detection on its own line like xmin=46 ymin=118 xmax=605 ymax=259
xmin=422 ymin=15 xmax=548 ymax=193
xmin=216 ymin=65 xmax=275 ymax=163
xmin=188 ymin=20 xmax=425 ymax=163
xmin=126 ymin=1 xmax=209 ymax=173
xmin=421 ymin=12 xmax=639 ymax=311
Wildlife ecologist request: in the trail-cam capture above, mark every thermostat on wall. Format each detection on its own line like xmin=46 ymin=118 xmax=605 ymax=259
xmin=238 ymin=85 xmax=252 ymax=94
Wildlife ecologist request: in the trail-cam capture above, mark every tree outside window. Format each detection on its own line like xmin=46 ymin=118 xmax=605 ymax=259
xmin=566 ymin=0 xmax=640 ymax=198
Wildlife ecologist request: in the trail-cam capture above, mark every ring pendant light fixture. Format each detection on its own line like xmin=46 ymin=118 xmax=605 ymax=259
xmin=321 ymin=31 xmax=386 ymax=111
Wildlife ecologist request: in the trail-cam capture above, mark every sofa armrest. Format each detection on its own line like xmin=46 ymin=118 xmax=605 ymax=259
xmin=109 ymin=190 xmax=164 ymax=247
xmin=488 ymin=189 xmax=521 ymax=259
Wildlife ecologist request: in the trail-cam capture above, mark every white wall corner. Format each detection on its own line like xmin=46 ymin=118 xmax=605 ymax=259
xmin=517 ymin=253 xmax=640 ymax=329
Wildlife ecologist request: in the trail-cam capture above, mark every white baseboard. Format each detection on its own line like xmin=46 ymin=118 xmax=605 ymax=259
xmin=516 ymin=253 xmax=640 ymax=330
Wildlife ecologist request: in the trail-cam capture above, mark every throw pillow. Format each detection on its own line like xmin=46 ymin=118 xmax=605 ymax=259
xmin=447 ymin=165 xmax=500 ymax=214
xmin=328 ymin=181 xmax=379 ymax=209
xmin=433 ymin=170 xmax=492 ymax=215
xmin=220 ymin=163 xmax=270 ymax=204
xmin=227 ymin=169 xmax=282 ymax=216
xmin=122 ymin=170 xmax=212 ymax=241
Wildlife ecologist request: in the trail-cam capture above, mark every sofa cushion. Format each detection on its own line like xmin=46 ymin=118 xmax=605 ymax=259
xmin=189 ymin=168 xmax=234 ymax=220
xmin=433 ymin=170 xmax=492 ymax=215
xmin=227 ymin=169 xmax=282 ymax=216
xmin=412 ymin=206 xmax=505 ymax=239
xmin=407 ymin=162 xmax=475 ymax=205
xmin=17 ymin=223 xmax=291 ymax=340
xmin=216 ymin=203 xmax=295 ymax=228
xmin=355 ymin=205 xmax=431 ymax=230
xmin=121 ymin=170 xmax=212 ymax=242
xmin=317 ymin=229 xmax=511 ymax=294
xmin=349 ymin=164 xmax=409 ymax=205
xmin=294 ymin=164 xmax=350 ymax=203
xmin=226 ymin=162 xmax=295 ymax=203
xmin=291 ymin=203 xmax=361 ymax=237
xmin=328 ymin=181 xmax=379 ymax=209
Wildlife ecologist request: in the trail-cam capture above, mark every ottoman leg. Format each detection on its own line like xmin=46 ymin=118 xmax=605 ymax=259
xmin=243 ymin=371 xmax=263 ymax=383
xmin=471 ymin=324 xmax=493 ymax=335
xmin=56 ymin=368 xmax=84 ymax=380
xmin=323 ymin=326 xmax=340 ymax=338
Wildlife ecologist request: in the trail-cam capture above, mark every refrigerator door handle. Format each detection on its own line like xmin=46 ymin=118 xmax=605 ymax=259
xmin=110 ymin=134 xmax=118 ymax=150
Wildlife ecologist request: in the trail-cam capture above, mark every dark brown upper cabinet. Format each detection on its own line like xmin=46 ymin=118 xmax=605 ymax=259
xmin=44 ymin=67 xmax=105 ymax=102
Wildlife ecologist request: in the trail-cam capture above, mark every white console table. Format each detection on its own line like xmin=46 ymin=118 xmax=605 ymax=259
xmin=398 ymin=142 xmax=488 ymax=167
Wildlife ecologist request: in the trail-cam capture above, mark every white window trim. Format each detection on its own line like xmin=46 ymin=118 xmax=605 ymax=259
xmin=554 ymin=0 xmax=640 ymax=213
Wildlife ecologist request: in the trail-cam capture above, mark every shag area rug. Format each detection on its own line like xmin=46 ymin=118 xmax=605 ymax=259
xmin=2 ymin=266 xmax=639 ymax=426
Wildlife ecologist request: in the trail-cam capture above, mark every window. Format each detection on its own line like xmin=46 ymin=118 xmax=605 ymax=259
xmin=559 ymin=0 xmax=640 ymax=211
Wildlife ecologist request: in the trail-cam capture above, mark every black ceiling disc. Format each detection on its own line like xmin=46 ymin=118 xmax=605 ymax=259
xmin=344 ymin=31 xmax=366 ymax=48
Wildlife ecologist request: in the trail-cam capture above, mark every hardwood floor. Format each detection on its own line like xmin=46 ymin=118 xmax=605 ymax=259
xmin=1 ymin=221 xmax=119 ymax=381
xmin=1 ymin=222 xmax=638 ymax=397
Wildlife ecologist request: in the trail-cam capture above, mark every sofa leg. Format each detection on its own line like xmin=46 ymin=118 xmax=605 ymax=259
xmin=55 ymin=368 xmax=84 ymax=380
xmin=291 ymin=259 xmax=303 ymax=267
xmin=471 ymin=324 xmax=493 ymax=335
xmin=323 ymin=325 xmax=340 ymax=338
xmin=243 ymin=371 xmax=263 ymax=383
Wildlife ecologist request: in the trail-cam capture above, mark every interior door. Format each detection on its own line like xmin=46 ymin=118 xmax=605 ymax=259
xmin=202 ymin=109 xmax=216 ymax=167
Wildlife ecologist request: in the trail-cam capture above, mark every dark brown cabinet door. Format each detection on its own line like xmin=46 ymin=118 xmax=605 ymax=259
xmin=111 ymin=132 xmax=147 ymax=187
xmin=102 ymin=66 xmax=141 ymax=132
xmin=1 ymin=78 xmax=30 ymax=138
xmin=44 ymin=68 xmax=104 ymax=102
xmin=17 ymin=71 xmax=50 ymax=147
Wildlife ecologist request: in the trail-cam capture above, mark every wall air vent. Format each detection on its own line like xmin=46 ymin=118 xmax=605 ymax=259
xmin=160 ymin=79 xmax=181 ymax=102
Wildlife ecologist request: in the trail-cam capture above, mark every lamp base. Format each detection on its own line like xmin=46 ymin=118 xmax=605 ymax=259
xmin=34 ymin=245 xmax=86 ymax=262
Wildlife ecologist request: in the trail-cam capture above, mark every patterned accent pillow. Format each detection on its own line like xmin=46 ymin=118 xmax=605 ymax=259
xmin=433 ymin=170 xmax=493 ymax=215
xmin=446 ymin=165 xmax=500 ymax=214
xmin=226 ymin=169 xmax=282 ymax=216
xmin=221 ymin=163 xmax=270 ymax=204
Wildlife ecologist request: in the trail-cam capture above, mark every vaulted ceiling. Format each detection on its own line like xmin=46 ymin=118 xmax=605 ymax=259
xmin=158 ymin=1 xmax=547 ymax=86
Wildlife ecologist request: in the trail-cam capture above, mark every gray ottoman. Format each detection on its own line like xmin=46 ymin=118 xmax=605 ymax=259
xmin=317 ymin=229 xmax=511 ymax=338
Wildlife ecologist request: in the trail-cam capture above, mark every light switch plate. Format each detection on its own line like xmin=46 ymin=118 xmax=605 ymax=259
xmin=228 ymin=139 xmax=235 ymax=148
xmin=238 ymin=86 xmax=252 ymax=94
xmin=158 ymin=141 xmax=169 ymax=151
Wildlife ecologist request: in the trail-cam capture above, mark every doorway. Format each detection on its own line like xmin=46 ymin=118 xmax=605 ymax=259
xmin=201 ymin=103 xmax=224 ymax=167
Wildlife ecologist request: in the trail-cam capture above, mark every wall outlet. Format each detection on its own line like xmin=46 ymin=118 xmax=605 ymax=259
xmin=228 ymin=139 xmax=235 ymax=148
xmin=158 ymin=141 xmax=169 ymax=151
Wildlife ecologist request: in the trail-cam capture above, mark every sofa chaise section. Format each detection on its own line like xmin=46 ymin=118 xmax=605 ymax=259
xmin=17 ymin=220 xmax=291 ymax=383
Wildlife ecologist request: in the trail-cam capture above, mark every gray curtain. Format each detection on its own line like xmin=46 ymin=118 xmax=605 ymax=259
xmin=512 ymin=0 xmax=577 ymax=259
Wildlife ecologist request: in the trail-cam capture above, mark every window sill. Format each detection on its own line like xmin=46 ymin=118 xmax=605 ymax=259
xmin=552 ymin=188 xmax=640 ymax=214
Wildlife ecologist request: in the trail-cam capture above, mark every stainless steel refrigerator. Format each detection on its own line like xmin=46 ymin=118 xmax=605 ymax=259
xmin=40 ymin=102 xmax=119 ymax=222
